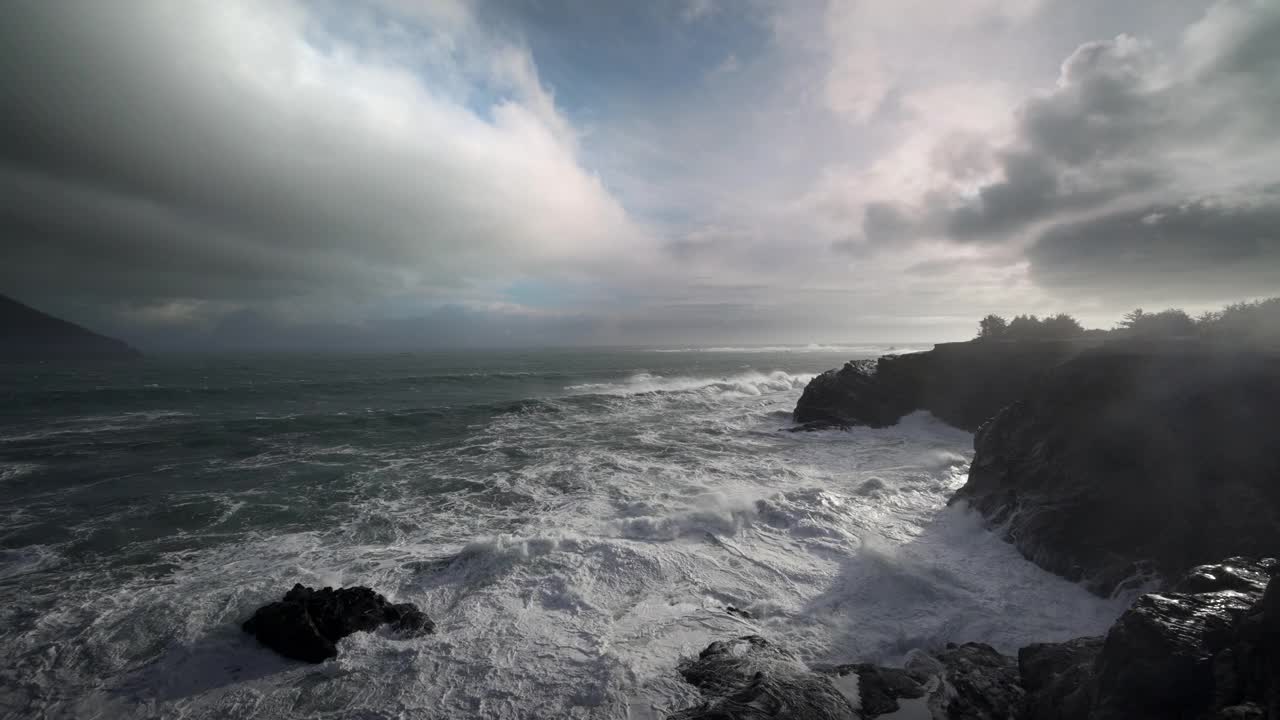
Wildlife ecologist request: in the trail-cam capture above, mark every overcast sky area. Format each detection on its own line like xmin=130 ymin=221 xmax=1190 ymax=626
xmin=1 ymin=0 xmax=1278 ymax=349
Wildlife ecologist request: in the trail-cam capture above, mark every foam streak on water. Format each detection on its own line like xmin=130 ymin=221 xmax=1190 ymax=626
xmin=0 ymin=350 xmax=1125 ymax=719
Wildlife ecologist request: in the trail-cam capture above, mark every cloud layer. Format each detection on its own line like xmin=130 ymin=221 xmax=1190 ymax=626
xmin=0 ymin=1 xmax=645 ymax=323
xmin=854 ymin=0 xmax=1280 ymax=302
xmin=1 ymin=0 xmax=1276 ymax=347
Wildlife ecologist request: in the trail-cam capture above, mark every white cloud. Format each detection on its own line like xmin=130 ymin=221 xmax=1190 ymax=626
xmin=3 ymin=0 xmax=1278 ymax=346
xmin=0 ymin=0 xmax=650 ymax=316
xmin=821 ymin=0 xmax=1043 ymax=123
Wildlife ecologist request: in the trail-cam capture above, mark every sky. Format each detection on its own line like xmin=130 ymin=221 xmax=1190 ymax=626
xmin=1 ymin=0 xmax=1278 ymax=350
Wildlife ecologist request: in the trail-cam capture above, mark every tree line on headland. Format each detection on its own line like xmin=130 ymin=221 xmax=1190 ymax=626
xmin=975 ymin=296 xmax=1280 ymax=344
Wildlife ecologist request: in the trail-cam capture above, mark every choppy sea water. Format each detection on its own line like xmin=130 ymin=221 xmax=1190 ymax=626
xmin=0 ymin=347 xmax=1126 ymax=719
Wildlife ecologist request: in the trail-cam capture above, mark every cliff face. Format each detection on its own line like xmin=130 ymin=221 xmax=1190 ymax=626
xmin=673 ymin=558 xmax=1280 ymax=720
xmin=0 ymin=293 xmax=140 ymax=361
xmin=793 ymin=340 xmax=1084 ymax=432
xmin=953 ymin=343 xmax=1280 ymax=596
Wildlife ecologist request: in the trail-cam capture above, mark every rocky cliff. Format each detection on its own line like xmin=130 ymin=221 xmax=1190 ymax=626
xmin=779 ymin=340 xmax=1280 ymax=717
xmin=0 ymin=293 xmax=140 ymax=361
xmin=953 ymin=343 xmax=1280 ymax=595
xmin=792 ymin=340 xmax=1086 ymax=432
xmin=673 ymin=558 xmax=1280 ymax=719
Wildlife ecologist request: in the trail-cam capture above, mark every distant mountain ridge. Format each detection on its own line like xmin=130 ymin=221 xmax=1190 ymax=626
xmin=0 ymin=293 xmax=141 ymax=361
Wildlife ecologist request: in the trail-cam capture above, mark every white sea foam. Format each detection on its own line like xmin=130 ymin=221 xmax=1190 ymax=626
xmin=0 ymin=367 xmax=1127 ymax=719
xmin=565 ymin=370 xmax=814 ymax=398
xmin=646 ymin=344 xmax=929 ymax=355
xmin=0 ymin=461 xmax=39 ymax=483
xmin=0 ymin=410 xmax=192 ymax=442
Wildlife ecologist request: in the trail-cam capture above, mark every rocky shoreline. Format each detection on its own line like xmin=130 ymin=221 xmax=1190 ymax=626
xmin=242 ymin=338 xmax=1280 ymax=718
xmin=792 ymin=339 xmax=1087 ymax=432
xmin=795 ymin=339 xmax=1280 ymax=594
xmin=955 ymin=343 xmax=1280 ymax=596
xmin=671 ymin=338 xmax=1280 ymax=719
xmin=673 ymin=557 xmax=1279 ymax=719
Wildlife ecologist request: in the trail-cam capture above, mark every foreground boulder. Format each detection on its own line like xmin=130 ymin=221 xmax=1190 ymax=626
xmin=669 ymin=635 xmax=1023 ymax=719
xmin=793 ymin=340 xmax=1081 ymax=432
xmin=242 ymin=584 xmax=434 ymax=662
xmin=953 ymin=343 xmax=1280 ymax=595
xmin=1020 ymin=557 xmax=1280 ymax=719
xmin=677 ymin=559 xmax=1280 ymax=719
xmin=670 ymin=635 xmax=856 ymax=720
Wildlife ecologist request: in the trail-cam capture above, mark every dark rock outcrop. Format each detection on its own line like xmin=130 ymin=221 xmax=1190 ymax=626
xmin=793 ymin=340 xmax=1083 ymax=432
xmin=671 ymin=560 xmax=1280 ymax=719
xmin=670 ymin=636 xmax=1024 ymax=720
xmin=935 ymin=642 xmax=1025 ymax=719
xmin=670 ymin=635 xmax=857 ymax=720
xmin=0 ymin=292 xmax=140 ymax=361
xmin=953 ymin=344 xmax=1280 ymax=595
xmin=242 ymin=584 xmax=434 ymax=663
xmin=1020 ymin=558 xmax=1280 ymax=720
xmin=1018 ymin=637 xmax=1103 ymax=720
xmin=836 ymin=643 xmax=1024 ymax=720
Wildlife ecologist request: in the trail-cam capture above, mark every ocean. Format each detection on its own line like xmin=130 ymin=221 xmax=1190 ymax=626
xmin=0 ymin=347 xmax=1125 ymax=719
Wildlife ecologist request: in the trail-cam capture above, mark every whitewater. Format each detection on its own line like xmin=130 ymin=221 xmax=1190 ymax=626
xmin=0 ymin=348 xmax=1126 ymax=719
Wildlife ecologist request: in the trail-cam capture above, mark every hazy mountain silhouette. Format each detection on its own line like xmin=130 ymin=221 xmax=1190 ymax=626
xmin=0 ymin=293 xmax=140 ymax=361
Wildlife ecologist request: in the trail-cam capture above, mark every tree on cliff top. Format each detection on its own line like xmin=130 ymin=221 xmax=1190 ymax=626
xmin=1042 ymin=313 xmax=1085 ymax=337
xmin=1196 ymin=298 xmax=1280 ymax=344
xmin=977 ymin=314 xmax=1008 ymax=339
xmin=1117 ymin=308 xmax=1196 ymax=338
xmin=976 ymin=313 xmax=1083 ymax=340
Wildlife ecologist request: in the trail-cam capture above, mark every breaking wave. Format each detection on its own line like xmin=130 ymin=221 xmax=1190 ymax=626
xmin=0 ymin=351 xmax=1126 ymax=719
xmin=647 ymin=344 xmax=928 ymax=355
xmin=565 ymin=370 xmax=813 ymax=397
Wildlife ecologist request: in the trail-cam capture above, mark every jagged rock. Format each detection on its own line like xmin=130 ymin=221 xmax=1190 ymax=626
xmin=827 ymin=663 xmax=927 ymax=717
xmin=670 ymin=636 xmax=856 ymax=720
xmin=934 ymin=642 xmax=1024 ymax=719
xmin=242 ymin=584 xmax=434 ymax=663
xmin=1092 ymin=590 xmax=1256 ymax=717
xmin=953 ymin=345 xmax=1280 ymax=595
xmin=1020 ymin=558 xmax=1280 ymax=720
xmin=673 ymin=561 xmax=1280 ymax=720
xmin=1019 ymin=637 xmax=1103 ymax=720
xmin=792 ymin=340 xmax=1080 ymax=432
xmin=792 ymin=359 xmax=916 ymax=429
xmin=671 ymin=636 xmax=1025 ymax=720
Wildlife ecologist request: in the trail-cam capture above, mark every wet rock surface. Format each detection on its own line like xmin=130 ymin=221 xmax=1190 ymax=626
xmin=671 ymin=637 xmax=1024 ymax=720
xmin=675 ymin=560 xmax=1280 ymax=719
xmin=953 ymin=345 xmax=1280 ymax=595
xmin=935 ymin=642 xmax=1025 ymax=719
xmin=792 ymin=340 xmax=1079 ymax=432
xmin=242 ymin=583 xmax=434 ymax=663
xmin=1021 ymin=558 xmax=1280 ymax=720
xmin=1018 ymin=637 xmax=1103 ymax=720
xmin=670 ymin=635 xmax=857 ymax=720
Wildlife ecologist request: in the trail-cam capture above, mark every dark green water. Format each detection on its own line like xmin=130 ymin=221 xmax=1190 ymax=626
xmin=0 ymin=346 xmax=1122 ymax=719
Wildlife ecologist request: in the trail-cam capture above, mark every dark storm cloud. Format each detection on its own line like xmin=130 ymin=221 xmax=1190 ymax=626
xmin=862 ymin=203 xmax=917 ymax=246
xmin=938 ymin=36 xmax=1176 ymax=241
xmin=0 ymin=3 xmax=403 ymax=303
xmin=0 ymin=1 xmax=637 ymax=316
xmin=863 ymin=0 xmax=1280 ymax=260
xmin=1027 ymin=192 xmax=1280 ymax=300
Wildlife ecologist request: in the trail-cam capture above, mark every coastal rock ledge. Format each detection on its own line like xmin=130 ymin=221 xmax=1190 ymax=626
xmin=242 ymin=584 xmax=434 ymax=663
xmin=672 ymin=558 xmax=1280 ymax=720
xmin=792 ymin=340 xmax=1081 ymax=432
xmin=953 ymin=344 xmax=1280 ymax=595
